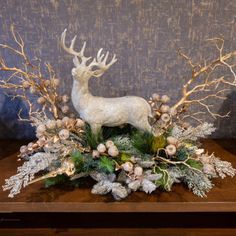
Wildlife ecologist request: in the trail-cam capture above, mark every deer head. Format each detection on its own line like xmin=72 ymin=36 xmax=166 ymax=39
xmin=61 ymin=29 xmax=117 ymax=82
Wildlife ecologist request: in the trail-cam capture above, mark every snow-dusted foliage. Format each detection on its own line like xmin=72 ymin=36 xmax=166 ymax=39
xmin=3 ymin=153 xmax=56 ymax=198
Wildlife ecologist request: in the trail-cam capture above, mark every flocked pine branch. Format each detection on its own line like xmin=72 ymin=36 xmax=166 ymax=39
xmin=2 ymin=152 xmax=57 ymax=198
xmin=171 ymin=122 xmax=216 ymax=141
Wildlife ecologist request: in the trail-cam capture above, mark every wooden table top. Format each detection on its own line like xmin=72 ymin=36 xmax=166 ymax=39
xmin=0 ymin=139 xmax=235 ymax=213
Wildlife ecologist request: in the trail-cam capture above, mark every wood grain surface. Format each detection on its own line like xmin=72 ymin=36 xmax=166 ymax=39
xmin=0 ymin=0 xmax=235 ymax=139
xmin=0 ymin=228 xmax=236 ymax=236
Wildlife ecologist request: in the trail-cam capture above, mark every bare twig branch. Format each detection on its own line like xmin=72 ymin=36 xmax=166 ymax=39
xmin=172 ymin=38 xmax=236 ymax=120
xmin=0 ymin=26 xmax=62 ymax=120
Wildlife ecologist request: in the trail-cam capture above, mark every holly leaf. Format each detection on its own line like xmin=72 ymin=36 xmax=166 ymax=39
xmin=186 ymin=159 xmax=203 ymax=170
xmin=153 ymin=166 xmax=169 ymax=191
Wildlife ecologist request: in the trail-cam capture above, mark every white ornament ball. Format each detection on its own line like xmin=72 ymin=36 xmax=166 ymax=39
xmin=152 ymin=93 xmax=160 ymax=101
xmin=160 ymin=105 xmax=170 ymax=113
xmin=161 ymin=95 xmax=170 ymax=103
xmin=46 ymin=120 xmax=56 ymax=130
xmin=161 ymin=113 xmax=171 ymax=123
xmin=75 ymin=119 xmax=85 ymax=128
xmin=169 ymin=107 xmax=177 ymax=116
xmin=56 ymin=119 xmax=63 ymax=128
xmin=108 ymin=145 xmax=119 ymax=157
xmin=62 ymin=116 xmax=70 ymax=125
xmin=59 ymin=129 xmax=70 ymax=140
xmin=36 ymin=124 xmax=46 ymax=134
xmin=62 ymin=94 xmax=70 ymax=103
xmin=167 ymin=136 xmax=178 ymax=146
xmin=122 ymin=162 xmax=133 ymax=172
xmin=105 ymin=140 xmax=114 ymax=149
xmin=97 ymin=143 xmax=106 ymax=153
xmin=92 ymin=150 xmax=100 ymax=159
xmin=61 ymin=105 xmax=69 ymax=114
xmin=166 ymin=144 xmax=177 ymax=156
xmin=20 ymin=145 xmax=27 ymax=153
xmin=134 ymin=166 xmax=143 ymax=176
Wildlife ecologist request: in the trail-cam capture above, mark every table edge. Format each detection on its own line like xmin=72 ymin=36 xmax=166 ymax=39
xmin=1 ymin=201 xmax=236 ymax=213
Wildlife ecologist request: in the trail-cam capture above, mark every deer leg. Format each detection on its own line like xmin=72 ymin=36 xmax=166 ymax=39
xmin=133 ymin=118 xmax=152 ymax=134
xmin=90 ymin=123 xmax=102 ymax=137
xmin=143 ymin=120 xmax=152 ymax=133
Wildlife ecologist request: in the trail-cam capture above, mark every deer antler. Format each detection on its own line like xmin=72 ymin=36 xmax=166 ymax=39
xmin=61 ymin=29 xmax=87 ymax=58
xmin=88 ymin=48 xmax=117 ymax=77
xmin=61 ymin=29 xmax=117 ymax=78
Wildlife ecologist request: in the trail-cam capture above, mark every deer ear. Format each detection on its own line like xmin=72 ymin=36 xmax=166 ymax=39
xmin=73 ymin=56 xmax=80 ymax=67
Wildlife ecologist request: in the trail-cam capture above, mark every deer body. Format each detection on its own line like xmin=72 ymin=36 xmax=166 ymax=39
xmin=61 ymin=29 xmax=152 ymax=134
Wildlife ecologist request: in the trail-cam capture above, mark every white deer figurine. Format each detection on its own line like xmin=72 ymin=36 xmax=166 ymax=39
xmin=61 ymin=29 xmax=153 ymax=135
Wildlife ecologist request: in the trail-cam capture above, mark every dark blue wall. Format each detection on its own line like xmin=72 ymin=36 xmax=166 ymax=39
xmin=0 ymin=0 xmax=235 ymax=139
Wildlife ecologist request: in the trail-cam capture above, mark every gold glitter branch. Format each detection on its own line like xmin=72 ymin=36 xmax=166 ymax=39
xmin=0 ymin=25 xmax=62 ymax=120
xmin=172 ymin=38 xmax=236 ymax=120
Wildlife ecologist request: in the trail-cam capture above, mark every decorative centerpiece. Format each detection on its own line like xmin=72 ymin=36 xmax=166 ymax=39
xmin=1 ymin=26 xmax=236 ymax=200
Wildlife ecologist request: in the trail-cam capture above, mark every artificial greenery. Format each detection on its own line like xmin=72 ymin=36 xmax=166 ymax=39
xmin=175 ymin=148 xmax=189 ymax=161
xmin=154 ymin=165 xmax=170 ymax=191
xmin=186 ymin=159 xmax=203 ymax=170
xmin=84 ymin=124 xmax=103 ymax=149
xmin=131 ymin=131 xmax=155 ymax=154
xmin=70 ymin=150 xmax=97 ymax=173
xmin=98 ymin=156 xmax=115 ymax=173
xmin=44 ymin=174 xmax=70 ymax=188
